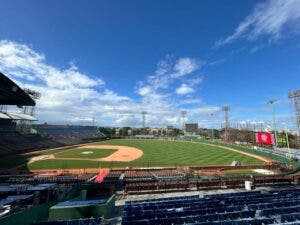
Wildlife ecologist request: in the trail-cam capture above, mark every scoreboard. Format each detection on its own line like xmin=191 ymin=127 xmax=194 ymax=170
xmin=185 ymin=123 xmax=198 ymax=133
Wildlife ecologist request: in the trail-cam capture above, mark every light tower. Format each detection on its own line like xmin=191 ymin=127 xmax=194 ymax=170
xmin=22 ymin=88 xmax=41 ymax=116
xmin=180 ymin=110 xmax=187 ymax=130
xmin=210 ymin=113 xmax=214 ymax=140
xmin=267 ymin=99 xmax=278 ymax=146
xmin=20 ymin=88 xmax=41 ymax=133
xmin=142 ymin=111 xmax=147 ymax=128
xmin=131 ymin=114 xmax=135 ymax=128
xmin=222 ymin=105 xmax=230 ymax=141
xmin=288 ymin=89 xmax=300 ymax=140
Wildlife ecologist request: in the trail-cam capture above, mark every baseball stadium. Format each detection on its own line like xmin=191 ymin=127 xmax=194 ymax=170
xmin=1 ymin=1 xmax=300 ymax=225
xmin=0 ymin=72 xmax=300 ymax=225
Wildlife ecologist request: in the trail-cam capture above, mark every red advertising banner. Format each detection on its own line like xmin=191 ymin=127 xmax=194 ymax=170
xmin=255 ymin=132 xmax=275 ymax=145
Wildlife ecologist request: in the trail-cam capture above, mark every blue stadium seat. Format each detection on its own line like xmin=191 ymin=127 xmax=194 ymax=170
xmin=122 ymin=188 xmax=300 ymax=225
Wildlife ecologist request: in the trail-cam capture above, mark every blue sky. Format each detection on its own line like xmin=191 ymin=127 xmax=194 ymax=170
xmin=0 ymin=0 xmax=300 ymax=130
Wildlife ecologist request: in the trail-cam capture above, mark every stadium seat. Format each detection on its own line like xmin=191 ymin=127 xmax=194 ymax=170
xmin=122 ymin=188 xmax=300 ymax=225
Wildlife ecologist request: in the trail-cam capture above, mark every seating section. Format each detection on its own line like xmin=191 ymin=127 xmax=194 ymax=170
xmin=35 ymin=125 xmax=101 ymax=145
xmin=152 ymin=169 xmax=183 ymax=178
xmin=0 ymin=130 xmax=61 ymax=155
xmin=124 ymin=171 xmax=153 ymax=180
xmin=105 ymin=171 xmax=122 ymax=181
xmin=122 ymin=169 xmax=185 ymax=181
xmin=122 ymin=188 xmax=300 ymax=225
xmin=0 ymin=125 xmax=104 ymax=156
xmin=124 ymin=175 xmax=300 ymax=193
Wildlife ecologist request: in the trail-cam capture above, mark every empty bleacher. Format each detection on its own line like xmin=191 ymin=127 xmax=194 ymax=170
xmin=120 ymin=169 xmax=185 ymax=181
xmin=122 ymin=188 xmax=300 ymax=225
xmin=124 ymin=175 xmax=300 ymax=193
xmin=0 ymin=130 xmax=61 ymax=156
xmin=0 ymin=125 xmax=104 ymax=157
xmin=35 ymin=125 xmax=101 ymax=145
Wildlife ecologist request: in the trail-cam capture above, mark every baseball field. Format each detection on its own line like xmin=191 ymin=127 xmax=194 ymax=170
xmin=19 ymin=139 xmax=269 ymax=170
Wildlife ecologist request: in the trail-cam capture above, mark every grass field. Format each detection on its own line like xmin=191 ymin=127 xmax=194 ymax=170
xmin=25 ymin=139 xmax=263 ymax=170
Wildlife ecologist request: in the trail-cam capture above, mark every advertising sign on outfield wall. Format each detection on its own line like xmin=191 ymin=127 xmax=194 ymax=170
xmin=255 ymin=132 xmax=275 ymax=145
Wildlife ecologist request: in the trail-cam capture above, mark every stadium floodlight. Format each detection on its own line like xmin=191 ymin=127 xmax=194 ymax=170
xmin=257 ymin=121 xmax=264 ymax=131
xmin=23 ymin=88 xmax=41 ymax=100
xmin=180 ymin=111 xmax=187 ymax=130
xmin=282 ymin=122 xmax=291 ymax=158
xmin=267 ymin=99 xmax=278 ymax=147
xmin=22 ymin=88 xmax=41 ymax=117
xmin=210 ymin=113 xmax=214 ymax=140
xmin=222 ymin=105 xmax=230 ymax=141
xmin=288 ymin=89 xmax=300 ymax=141
xmin=131 ymin=114 xmax=135 ymax=128
xmin=142 ymin=111 xmax=147 ymax=128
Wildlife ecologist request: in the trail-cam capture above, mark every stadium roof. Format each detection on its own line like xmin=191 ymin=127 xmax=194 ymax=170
xmin=0 ymin=72 xmax=35 ymax=106
xmin=0 ymin=112 xmax=37 ymax=121
xmin=9 ymin=113 xmax=37 ymax=121
xmin=0 ymin=112 xmax=11 ymax=119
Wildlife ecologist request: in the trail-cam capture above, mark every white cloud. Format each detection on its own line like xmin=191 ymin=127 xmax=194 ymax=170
xmin=208 ymin=59 xmax=226 ymax=66
xmin=146 ymin=57 xmax=173 ymax=90
xmin=216 ymin=0 xmax=300 ymax=46
xmin=176 ymin=84 xmax=194 ymax=95
xmin=186 ymin=77 xmax=203 ymax=86
xmin=0 ymin=40 xmax=133 ymax=125
xmin=0 ymin=40 xmax=104 ymax=89
xmin=134 ymin=56 xmax=205 ymax=125
xmin=173 ymin=57 xmax=199 ymax=78
xmin=190 ymin=106 xmax=221 ymax=115
xmin=137 ymin=85 xmax=152 ymax=96
xmin=137 ymin=56 xmax=201 ymax=94
xmin=180 ymin=98 xmax=202 ymax=105
xmin=0 ymin=40 xmax=220 ymax=127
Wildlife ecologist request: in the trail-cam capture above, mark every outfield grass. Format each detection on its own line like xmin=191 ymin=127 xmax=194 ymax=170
xmin=55 ymin=148 xmax=117 ymax=159
xmin=27 ymin=139 xmax=263 ymax=170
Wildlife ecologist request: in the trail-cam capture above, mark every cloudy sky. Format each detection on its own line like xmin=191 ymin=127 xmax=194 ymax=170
xmin=0 ymin=0 xmax=300 ymax=130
